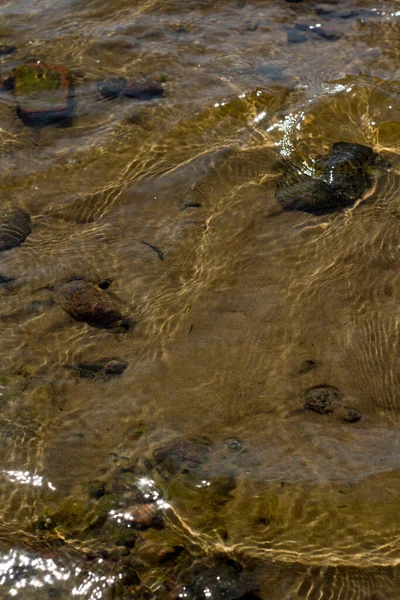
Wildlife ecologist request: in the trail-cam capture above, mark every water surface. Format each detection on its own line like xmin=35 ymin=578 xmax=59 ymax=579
xmin=1 ymin=0 xmax=400 ymax=597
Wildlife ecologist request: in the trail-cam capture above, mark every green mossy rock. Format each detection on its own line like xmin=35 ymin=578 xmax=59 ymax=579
xmin=14 ymin=61 xmax=72 ymax=126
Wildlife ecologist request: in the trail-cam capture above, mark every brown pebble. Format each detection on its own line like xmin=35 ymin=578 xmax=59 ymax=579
xmin=127 ymin=503 xmax=163 ymax=530
xmin=61 ymin=280 xmax=122 ymax=327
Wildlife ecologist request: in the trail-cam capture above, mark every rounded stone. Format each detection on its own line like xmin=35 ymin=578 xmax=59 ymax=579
xmin=61 ymin=279 xmax=122 ymax=327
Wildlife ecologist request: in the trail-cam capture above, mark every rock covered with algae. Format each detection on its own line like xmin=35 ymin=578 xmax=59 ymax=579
xmin=13 ymin=61 xmax=72 ymax=126
xmin=276 ymin=142 xmax=384 ymax=213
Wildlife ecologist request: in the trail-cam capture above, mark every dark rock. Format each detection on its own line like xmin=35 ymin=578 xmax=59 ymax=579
xmin=158 ymin=545 xmax=185 ymax=563
xmin=336 ymin=406 xmax=362 ymax=423
xmin=98 ymin=277 xmax=113 ymax=290
xmin=61 ymin=280 xmax=123 ymax=328
xmin=295 ymin=23 xmax=311 ymax=31
xmin=88 ymin=481 xmax=106 ymax=500
xmin=313 ymin=27 xmax=343 ymax=40
xmin=191 ymin=563 xmax=249 ymax=600
xmin=75 ymin=362 xmax=103 ymax=378
xmin=287 ymin=29 xmax=308 ymax=43
xmin=120 ymin=567 xmax=141 ymax=587
xmin=14 ymin=62 xmax=72 ymax=126
xmin=276 ymin=177 xmax=346 ymax=213
xmin=315 ymin=142 xmax=376 ymax=201
xmin=96 ymin=76 xmax=127 ymax=100
xmin=304 ymin=386 xmax=341 ymax=414
xmin=104 ymin=359 xmax=128 ymax=376
xmin=298 ymin=359 xmax=317 ymax=374
xmin=0 ymin=274 xmax=15 ymax=285
xmin=0 ymin=45 xmax=17 ymax=57
xmin=315 ymin=6 xmax=374 ymax=19
xmin=304 ymin=386 xmax=362 ymax=422
xmin=123 ymin=76 xmax=163 ymax=100
xmin=286 ymin=0 xmax=304 ymax=3
xmin=255 ymin=63 xmax=285 ymax=81
xmin=0 ymin=211 xmax=31 ymax=252
xmin=153 ymin=437 xmax=211 ymax=473
xmin=75 ymin=358 xmax=128 ymax=379
xmin=119 ymin=317 xmax=136 ymax=332
xmin=26 ymin=298 xmax=55 ymax=315
xmin=276 ymin=143 xmax=379 ymax=213
xmin=0 ymin=71 xmax=14 ymax=92
xmin=224 ymin=438 xmax=244 ymax=452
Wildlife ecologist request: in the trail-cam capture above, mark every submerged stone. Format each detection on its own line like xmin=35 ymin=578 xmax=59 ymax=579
xmin=61 ymin=279 xmax=123 ymax=328
xmin=123 ymin=76 xmax=163 ymax=99
xmin=0 ymin=71 xmax=14 ymax=92
xmin=287 ymin=29 xmax=308 ymax=43
xmin=188 ymin=561 xmax=258 ymax=600
xmin=124 ymin=503 xmax=164 ymax=530
xmin=96 ymin=76 xmax=127 ymax=100
xmin=314 ymin=142 xmax=376 ymax=201
xmin=97 ymin=75 xmax=163 ymax=101
xmin=98 ymin=277 xmax=114 ymax=290
xmin=154 ymin=437 xmax=211 ymax=474
xmin=276 ymin=142 xmax=380 ymax=213
xmin=0 ymin=210 xmax=31 ymax=252
xmin=14 ymin=61 xmax=72 ymax=126
xmin=0 ymin=45 xmax=16 ymax=56
xmin=313 ymin=27 xmax=343 ymax=41
xmin=74 ymin=358 xmax=128 ymax=379
xmin=304 ymin=386 xmax=340 ymax=414
xmin=304 ymin=386 xmax=362 ymax=422
xmin=276 ymin=178 xmax=346 ymax=212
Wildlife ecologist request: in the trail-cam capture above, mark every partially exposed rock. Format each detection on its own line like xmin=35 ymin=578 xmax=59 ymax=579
xmin=276 ymin=142 xmax=381 ymax=213
xmin=14 ymin=61 xmax=72 ymax=126
xmin=61 ymin=280 xmax=123 ymax=328
xmin=0 ymin=211 xmax=31 ymax=252
xmin=314 ymin=142 xmax=376 ymax=201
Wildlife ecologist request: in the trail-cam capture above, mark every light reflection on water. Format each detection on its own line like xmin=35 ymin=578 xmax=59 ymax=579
xmin=4 ymin=470 xmax=56 ymax=491
xmin=0 ymin=549 xmax=117 ymax=599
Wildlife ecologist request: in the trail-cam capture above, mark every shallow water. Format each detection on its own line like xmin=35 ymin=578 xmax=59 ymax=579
xmin=1 ymin=0 xmax=400 ymax=597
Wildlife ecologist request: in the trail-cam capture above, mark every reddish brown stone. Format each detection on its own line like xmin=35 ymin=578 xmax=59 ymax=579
xmin=153 ymin=437 xmax=211 ymax=468
xmin=61 ymin=280 xmax=122 ymax=328
xmin=127 ymin=503 xmax=163 ymax=530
